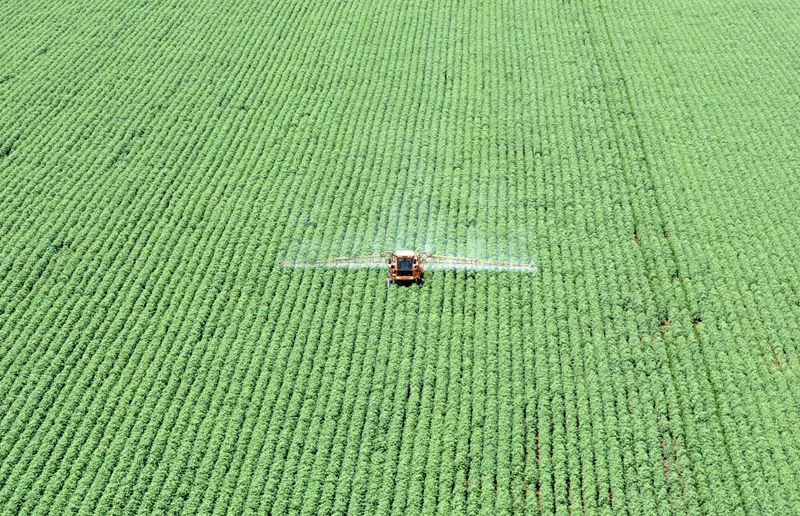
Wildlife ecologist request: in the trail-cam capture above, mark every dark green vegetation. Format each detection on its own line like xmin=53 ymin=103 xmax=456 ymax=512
xmin=1 ymin=0 xmax=799 ymax=513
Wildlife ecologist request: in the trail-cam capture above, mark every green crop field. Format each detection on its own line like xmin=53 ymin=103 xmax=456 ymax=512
xmin=1 ymin=0 xmax=799 ymax=513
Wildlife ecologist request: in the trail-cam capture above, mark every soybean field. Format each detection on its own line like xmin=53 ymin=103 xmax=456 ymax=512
xmin=1 ymin=0 xmax=799 ymax=513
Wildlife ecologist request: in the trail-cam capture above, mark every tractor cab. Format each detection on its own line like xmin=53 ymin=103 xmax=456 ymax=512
xmin=387 ymin=250 xmax=423 ymax=285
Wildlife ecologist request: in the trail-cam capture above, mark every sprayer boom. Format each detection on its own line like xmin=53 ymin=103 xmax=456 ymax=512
xmin=279 ymin=250 xmax=535 ymax=286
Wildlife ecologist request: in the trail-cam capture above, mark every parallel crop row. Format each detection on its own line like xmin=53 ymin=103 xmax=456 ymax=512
xmin=0 ymin=0 xmax=797 ymax=513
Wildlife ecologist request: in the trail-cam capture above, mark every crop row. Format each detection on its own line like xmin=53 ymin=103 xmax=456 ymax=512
xmin=1 ymin=0 xmax=797 ymax=514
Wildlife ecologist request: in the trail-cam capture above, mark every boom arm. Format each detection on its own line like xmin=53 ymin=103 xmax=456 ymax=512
xmin=279 ymin=253 xmax=387 ymax=269
xmin=279 ymin=251 xmax=536 ymax=272
xmin=422 ymin=253 xmax=536 ymax=271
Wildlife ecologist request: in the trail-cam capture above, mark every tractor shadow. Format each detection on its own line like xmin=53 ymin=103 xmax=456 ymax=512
xmin=388 ymin=279 xmax=424 ymax=288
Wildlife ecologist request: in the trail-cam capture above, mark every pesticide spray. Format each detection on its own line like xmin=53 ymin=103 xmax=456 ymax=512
xmin=279 ymin=248 xmax=537 ymax=286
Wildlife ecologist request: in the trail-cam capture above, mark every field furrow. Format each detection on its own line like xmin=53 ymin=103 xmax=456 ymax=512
xmin=1 ymin=0 xmax=798 ymax=513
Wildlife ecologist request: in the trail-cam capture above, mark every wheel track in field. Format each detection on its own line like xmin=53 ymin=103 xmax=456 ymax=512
xmin=601 ymin=3 xmax=800 ymax=510
xmin=578 ymin=1 xmax=748 ymax=513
